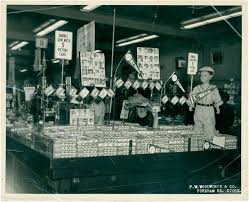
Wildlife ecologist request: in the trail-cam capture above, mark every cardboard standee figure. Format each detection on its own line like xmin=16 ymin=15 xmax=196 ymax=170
xmin=189 ymin=66 xmax=223 ymax=137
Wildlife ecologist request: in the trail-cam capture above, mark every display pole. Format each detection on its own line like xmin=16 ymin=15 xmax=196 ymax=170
xmin=109 ymin=8 xmax=116 ymax=125
xmin=42 ymin=50 xmax=45 ymax=124
xmin=190 ymin=75 xmax=193 ymax=92
xmin=61 ymin=59 xmax=65 ymax=85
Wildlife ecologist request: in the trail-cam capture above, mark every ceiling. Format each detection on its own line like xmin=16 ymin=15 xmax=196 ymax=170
xmin=6 ymin=5 xmax=242 ymax=83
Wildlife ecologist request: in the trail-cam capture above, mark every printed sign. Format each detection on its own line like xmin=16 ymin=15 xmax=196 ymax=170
xmin=80 ymin=52 xmax=106 ymax=87
xmin=187 ymin=53 xmax=198 ymax=75
xmin=161 ymin=95 xmax=169 ymax=104
xmin=70 ymin=109 xmax=94 ymax=125
xmin=171 ymin=96 xmax=179 ymax=105
xmin=65 ymin=77 xmax=71 ymax=85
xmin=115 ymin=78 xmax=124 ymax=88
xmin=55 ymin=86 xmax=65 ymax=97
xmin=79 ymin=87 xmax=89 ymax=98
xmin=98 ymin=88 xmax=108 ymax=99
xmin=36 ymin=37 xmax=48 ymax=49
xmin=24 ymin=87 xmax=35 ymax=101
xmin=69 ymin=86 xmax=78 ymax=97
xmin=54 ymin=30 xmax=73 ymax=60
xmin=137 ymin=47 xmax=160 ymax=80
xmin=90 ymin=88 xmax=100 ymax=98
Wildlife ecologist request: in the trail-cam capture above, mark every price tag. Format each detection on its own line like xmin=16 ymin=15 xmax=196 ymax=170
xmin=98 ymin=88 xmax=108 ymax=99
xmin=90 ymin=88 xmax=100 ymax=98
xmin=141 ymin=81 xmax=149 ymax=89
xmin=149 ymin=82 xmax=155 ymax=90
xmin=171 ymin=96 xmax=179 ymax=105
xmin=161 ymin=95 xmax=169 ymax=104
xmin=79 ymin=87 xmax=89 ymax=98
xmin=36 ymin=37 xmax=48 ymax=49
xmin=179 ymin=96 xmax=187 ymax=105
xmin=115 ymin=78 xmax=124 ymax=88
xmin=44 ymin=85 xmax=55 ymax=96
xmin=155 ymin=81 xmax=162 ymax=91
xmin=132 ymin=80 xmax=140 ymax=90
xmin=124 ymin=80 xmax=133 ymax=89
xmin=107 ymin=89 xmax=115 ymax=98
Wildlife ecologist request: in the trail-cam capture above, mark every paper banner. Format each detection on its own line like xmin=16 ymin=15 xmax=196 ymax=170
xmin=98 ymin=88 xmax=108 ymax=99
xmin=132 ymin=80 xmax=140 ymax=90
xmin=44 ymin=85 xmax=55 ymax=96
xmin=161 ymin=95 xmax=169 ymax=104
xmin=107 ymin=89 xmax=115 ymax=98
xmin=79 ymin=87 xmax=90 ymax=98
xmin=149 ymin=82 xmax=155 ymax=90
xmin=90 ymin=88 xmax=100 ymax=98
xmin=124 ymin=80 xmax=133 ymax=89
xmin=179 ymin=96 xmax=187 ymax=105
xmin=24 ymin=87 xmax=35 ymax=101
xmin=115 ymin=78 xmax=124 ymax=88
xmin=155 ymin=81 xmax=162 ymax=91
xmin=141 ymin=81 xmax=149 ymax=90
xmin=171 ymin=96 xmax=179 ymax=105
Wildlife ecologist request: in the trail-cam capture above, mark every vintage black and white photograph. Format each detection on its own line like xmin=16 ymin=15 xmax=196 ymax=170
xmin=1 ymin=0 xmax=248 ymax=201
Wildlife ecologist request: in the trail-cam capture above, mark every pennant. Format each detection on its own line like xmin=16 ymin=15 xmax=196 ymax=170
xmin=98 ymin=88 xmax=108 ymax=99
xmin=171 ymin=96 xmax=179 ymax=105
xmin=161 ymin=95 xmax=169 ymax=104
xmin=107 ymin=89 xmax=115 ymax=98
xmin=149 ymin=82 xmax=155 ymax=90
xmin=132 ymin=80 xmax=140 ymax=90
xmin=179 ymin=96 xmax=187 ymax=105
xmin=155 ymin=81 xmax=162 ymax=91
xmin=44 ymin=85 xmax=55 ymax=96
xmin=170 ymin=72 xmax=185 ymax=93
xmin=90 ymin=88 xmax=100 ymax=98
xmin=124 ymin=80 xmax=133 ymax=89
xmin=190 ymin=87 xmax=216 ymax=104
xmin=79 ymin=87 xmax=89 ymax=98
xmin=141 ymin=81 xmax=149 ymax=90
xmin=124 ymin=50 xmax=144 ymax=78
xmin=115 ymin=78 xmax=124 ymax=88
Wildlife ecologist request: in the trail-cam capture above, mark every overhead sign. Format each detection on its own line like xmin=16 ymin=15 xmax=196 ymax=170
xmin=54 ymin=30 xmax=73 ymax=60
xmin=36 ymin=37 xmax=48 ymax=49
xmin=187 ymin=53 xmax=198 ymax=75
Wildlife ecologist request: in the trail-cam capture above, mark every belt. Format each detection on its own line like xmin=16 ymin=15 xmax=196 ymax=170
xmin=197 ymin=103 xmax=213 ymax=107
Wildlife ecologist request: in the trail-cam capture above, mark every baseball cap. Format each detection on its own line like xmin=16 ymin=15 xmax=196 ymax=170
xmin=198 ymin=66 xmax=215 ymax=74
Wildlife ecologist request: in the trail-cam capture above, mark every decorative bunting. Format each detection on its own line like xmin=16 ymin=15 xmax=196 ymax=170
xmin=132 ymin=80 xmax=140 ymax=90
xmin=69 ymin=86 xmax=78 ymax=97
xmin=98 ymin=88 xmax=108 ymax=99
xmin=55 ymin=86 xmax=65 ymax=98
xmin=149 ymin=82 xmax=155 ymax=90
xmin=171 ymin=96 xmax=179 ymax=105
xmin=161 ymin=95 xmax=169 ymax=104
xmin=141 ymin=81 xmax=149 ymax=90
xmin=79 ymin=87 xmax=90 ymax=99
xmin=107 ymin=89 xmax=115 ymax=98
xmin=90 ymin=88 xmax=100 ymax=98
xmin=115 ymin=78 xmax=124 ymax=88
xmin=124 ymin=80 xmax=133 ymax=89
xmin=44 ymin=85 xmax=55 ymax=96
xmin=155 ymin=81 xmax=162 ymax=91
xmin=179 ymin=96 xmax=187 ymax=105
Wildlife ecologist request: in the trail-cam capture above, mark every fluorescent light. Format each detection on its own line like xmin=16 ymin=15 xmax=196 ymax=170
xmin=36 ymin=20 xmax=68 ymax=37
xmin=33 ymin=19 xmax=56 ymax=33
xmin=80 ymin=5 xmax=101 ymax=12
xmin=11 ymin=41 xmax=29 ymax=50
xmin=20 ymin=69 xmax=28 ymax=72
xmin=181 ymin=7 xmax=242 ymax=29
xmin=116 ymin=34 xmax=148 ymax=44
xmin=9 ymin=41 xmax=19 ymax=48
xmin=94 ymin=50 xmax=102 ymax=53
xmin=52 ymin=59 xmax=60 ymax=63
xmin=116 ymin=35 xmax=159 ymax=47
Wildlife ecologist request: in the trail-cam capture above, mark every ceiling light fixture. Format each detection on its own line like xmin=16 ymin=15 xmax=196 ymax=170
xmin=36 ymin=20 xmax=68 ymax=37
xmin=52 ymin=59 xmax=60 ymax=63
xmin=9 ymin=41 xmax=20 ymax=48
xmin=116 ymin=33 xmax=148 ymax=44
xmin=94 ymin=50 xmax=102 ymax=53
xmin=80 ymin=5 xmax=101 ymax=12
xmin=33 ymin=19 xmax=56 ymax=33
xmin=116 ymin=35 xmax=159 ymax=47
xmin=20 ymin=69 xmax=28 ymax=72
xmin=181 ymin=7 xmax=242 ymax=29
xmin=10 ymin=41 xmax=29 ymax=50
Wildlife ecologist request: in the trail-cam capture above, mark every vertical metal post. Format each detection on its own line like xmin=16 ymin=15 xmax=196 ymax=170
xmin=190 ymin=75 xmax=193 ymax=92
xmin=61 ymin=59 xmax=65 ymax=85
xmin=109 ymin=9 xmax=116 ymax=125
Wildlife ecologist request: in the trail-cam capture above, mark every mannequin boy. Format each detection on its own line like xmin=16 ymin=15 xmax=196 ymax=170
xmin=189 ymin=66 xmax=223 ymax=137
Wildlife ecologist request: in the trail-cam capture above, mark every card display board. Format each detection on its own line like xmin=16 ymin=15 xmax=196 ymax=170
xmin=70 ymin=109 xmax=94 ymax=126
xmin=80 ymin=52 xmax=106 ymax=87
xmin=137 ymin=47 xmax=160 ymax=80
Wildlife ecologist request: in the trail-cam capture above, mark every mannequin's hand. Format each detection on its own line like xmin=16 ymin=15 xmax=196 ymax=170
xmin=216 ymin=107 xmax=220 ymax=114
xmin=189 ymin=107 xmax=193 ymax=111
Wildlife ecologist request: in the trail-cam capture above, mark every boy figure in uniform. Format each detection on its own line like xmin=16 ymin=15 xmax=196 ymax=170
xmin=189 ymin=66 xmax=223 ymax=137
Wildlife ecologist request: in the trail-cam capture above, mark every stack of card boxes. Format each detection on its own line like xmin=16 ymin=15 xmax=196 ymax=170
xmin=189 ymin=135 xmax=212 ymax=151
xmin=168 ymin=134 xmax=186 ymax=152
xmin=152 ymin=135 xmax=170 ymax=153
xmin=52 ymin=136 xmax=77 ymax=158
xmin=134 ymin=131 xmax=154 ymax=154
xmin=223 ymin=134 xmax=238 ymax=150
xmin=77 ymin=137 xmax=98 ymax=157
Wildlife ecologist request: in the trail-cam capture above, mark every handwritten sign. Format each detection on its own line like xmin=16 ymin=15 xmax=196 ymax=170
xmin=54 ymin=31 xmax=73 ymax=60
xmin=187 ymin=53 xmax=198 ymax=75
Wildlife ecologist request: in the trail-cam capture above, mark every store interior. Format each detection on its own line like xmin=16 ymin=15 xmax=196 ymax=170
xmin=5 ymin=5 xmax=242 ymax=194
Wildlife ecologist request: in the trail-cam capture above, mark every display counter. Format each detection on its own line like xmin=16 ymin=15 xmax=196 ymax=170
xmin=6 ymin=123 xmax=240 ymax=193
